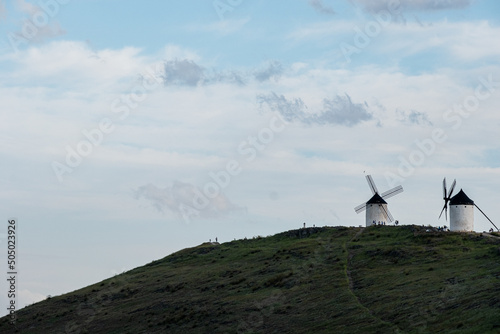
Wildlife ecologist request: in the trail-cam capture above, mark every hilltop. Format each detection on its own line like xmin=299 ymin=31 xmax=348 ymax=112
xmin=1 ymin=225 xmax=500 ymax=333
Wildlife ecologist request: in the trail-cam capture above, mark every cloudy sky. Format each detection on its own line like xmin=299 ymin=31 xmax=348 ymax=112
xmin=0 ymin=0 xmax=499 ymax=313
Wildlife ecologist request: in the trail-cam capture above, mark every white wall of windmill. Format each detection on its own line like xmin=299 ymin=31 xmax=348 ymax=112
xmin=366 ymin=203 xmax=388 ymax=227
xmin=450 ymin=204 xmax=474 ymax=231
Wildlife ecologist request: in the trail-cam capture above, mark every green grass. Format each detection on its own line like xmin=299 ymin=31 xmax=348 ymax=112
xmin=1 ymin=225 xmax=499 ymax=333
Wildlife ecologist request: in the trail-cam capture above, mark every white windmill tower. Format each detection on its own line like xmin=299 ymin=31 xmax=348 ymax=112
xmin=438 ymin=178 xmax=498 ymax=232
xmin=354 ymin=175 xmax=404 ymax=226
xmin=449 ymin=189 xmax=474 ymax=231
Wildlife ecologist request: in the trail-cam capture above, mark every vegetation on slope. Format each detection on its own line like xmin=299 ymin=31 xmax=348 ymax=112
xmin=1 ymin=225 xmax=499 ymax=333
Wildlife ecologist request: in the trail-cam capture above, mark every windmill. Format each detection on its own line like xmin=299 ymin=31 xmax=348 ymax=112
xmin=354 ymin=175 xmax=404 ymax=226
xmin=438 ymin=178 xmax=499 ymax=232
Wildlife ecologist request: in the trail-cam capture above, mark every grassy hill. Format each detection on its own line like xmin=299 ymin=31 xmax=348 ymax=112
xmin=1 ymin=225 xmax=500 ymax=333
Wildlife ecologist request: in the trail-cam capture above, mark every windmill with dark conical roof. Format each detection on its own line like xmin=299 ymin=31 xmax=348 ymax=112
xmin=354 ymin=175 xmax=404 ymax=227
xmin=438 ymin=178 xmax=498 ymax=232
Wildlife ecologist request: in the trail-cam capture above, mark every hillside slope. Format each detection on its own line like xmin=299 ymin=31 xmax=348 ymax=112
xmin=1 ymin=226 xmax=500 ymax=333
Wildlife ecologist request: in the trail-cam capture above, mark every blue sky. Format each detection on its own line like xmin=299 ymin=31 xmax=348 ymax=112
xmin=0 ymin=0 xmax=499 ymax=315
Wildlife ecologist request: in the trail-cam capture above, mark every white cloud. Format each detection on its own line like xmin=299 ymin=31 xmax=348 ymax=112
xmin=447 ymin=21 xmax=500 ymax=61
xmin=377 ymin=20 xmax=500 ymax=62
xmin=290 ymin=19 xmax=500 ymax=64
xmin=4 ymin=41 xmax=145 ymax=88
xmin=134 ymin=182 xmax=247 ymax=221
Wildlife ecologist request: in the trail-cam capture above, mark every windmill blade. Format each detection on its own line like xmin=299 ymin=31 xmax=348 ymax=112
xmin=366 ymin=175 xmax=378 ymax=195
xmin=378 ymin=204 xmax=389 ymax=221
xmin=381 ymin=185 xmax=404 ymax=200
xmin=442 ymin=178 xmax=447 ymax=199
xmin=379 ymin=204 xmax=394 ymax=222
xmin=385 ymin=207 xmax=394 ymax=222
xmin=438 ymin=201 xmax=448 ymax=220
xmin=354 ymin=203 xmax=367 ymax=213
xmin=475 ymin=204 xmax=499 ymax=231
xmin=447 ymin=179 xmax=456 ymax=198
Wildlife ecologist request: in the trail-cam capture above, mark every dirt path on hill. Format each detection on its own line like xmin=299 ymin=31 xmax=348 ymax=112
xmin=346 ymin=228 xmax=364 ymax=290
xmin=344 ymin=227 xmax=405 ymax=334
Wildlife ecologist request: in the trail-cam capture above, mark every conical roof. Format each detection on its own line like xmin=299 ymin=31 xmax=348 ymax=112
xmin=449 ymin=189 xmax=474 ymax=205
xmin=366 ymin=193 xmax=387 ymax=205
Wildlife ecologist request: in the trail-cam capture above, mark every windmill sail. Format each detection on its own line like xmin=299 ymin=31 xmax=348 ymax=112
xmin=381 ymin=185 xmax=403 ymax=199
xmin=438 ymin=177 xmax=456 ymax=221
xmin=379 ymin=204 xmax=394 ymax=222
xmin=366 ymin=175 xmax=378 ymax=195
xmin=438 ymin=202 xmax=448 ymax=220
xmin=443 ymin=177 xmax=447 ymax=199
xmin=354 ymin=202 xmax=367 ymax=213
xmin=447 ymin=179 xmax=456 ymax=198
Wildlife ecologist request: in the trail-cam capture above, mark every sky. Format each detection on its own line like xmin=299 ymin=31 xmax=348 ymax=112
xmin=0 ymin=0 xmax=499 ymax=315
